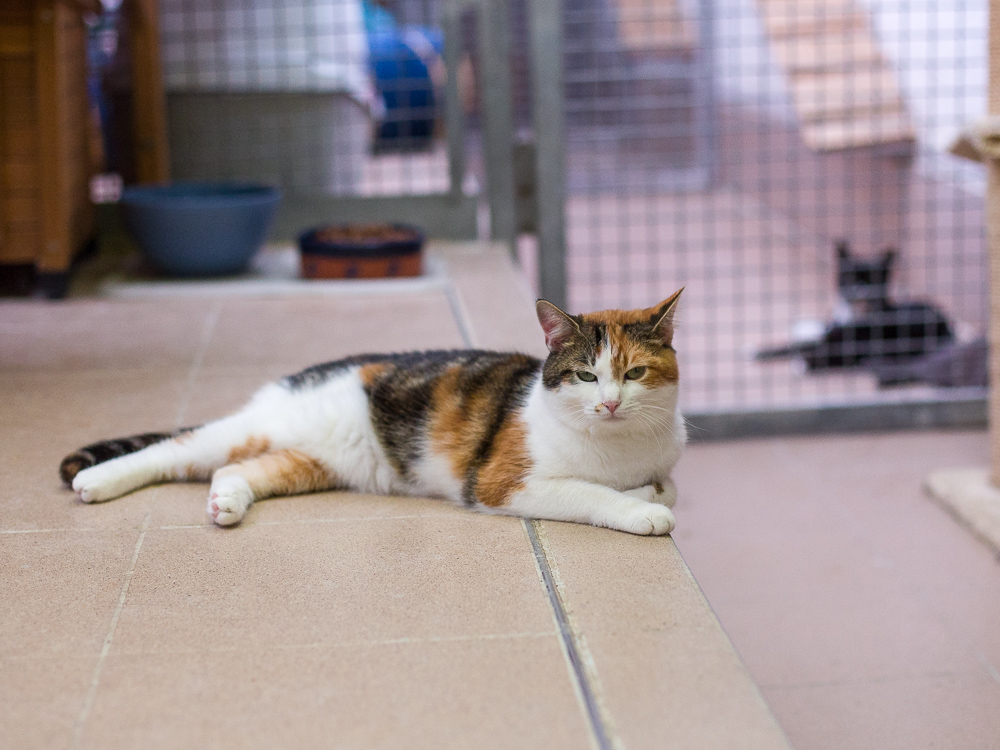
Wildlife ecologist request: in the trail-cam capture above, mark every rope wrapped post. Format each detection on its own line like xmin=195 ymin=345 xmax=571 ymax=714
xmin=990 ymin=0 xmax=1000 ymax=486
xmin=957 ymin=1 xmax=1000 ymax=485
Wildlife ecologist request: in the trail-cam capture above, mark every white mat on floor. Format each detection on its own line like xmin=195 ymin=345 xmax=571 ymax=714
xmin=98 ymin=245 xmax=448 ymax=299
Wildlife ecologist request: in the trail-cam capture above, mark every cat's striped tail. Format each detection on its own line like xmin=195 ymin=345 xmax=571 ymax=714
xmin=59 ymin=428 xmax=197 ymax=485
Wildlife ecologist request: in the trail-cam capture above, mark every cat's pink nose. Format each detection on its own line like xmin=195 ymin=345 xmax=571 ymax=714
xmin=603 ymin=400 xmax=620 ymax=415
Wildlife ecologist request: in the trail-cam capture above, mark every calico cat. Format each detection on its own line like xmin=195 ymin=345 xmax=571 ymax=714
xmin=60 ymin=291 xmax=686 ymax=535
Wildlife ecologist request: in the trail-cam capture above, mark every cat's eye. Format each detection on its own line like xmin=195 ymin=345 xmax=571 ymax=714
xmin=577 ymin=371 xmax=597 ymax=383
xmin=625 ymin=366 xmax=647 ymax=380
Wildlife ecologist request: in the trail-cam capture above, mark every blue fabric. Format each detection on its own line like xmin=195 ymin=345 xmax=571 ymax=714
xmin=363 ymin=2 xmax=443 ymax=148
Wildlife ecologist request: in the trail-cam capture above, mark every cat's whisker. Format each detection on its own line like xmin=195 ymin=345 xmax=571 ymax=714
xmin=639 ymin=415 xmax=676 ymax=442
xmin=634 ymin=411 xmax=665 ymax=454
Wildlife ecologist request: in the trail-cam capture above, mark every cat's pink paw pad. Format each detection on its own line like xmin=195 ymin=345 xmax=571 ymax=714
xmin=206 ymin=488 xmax=249 ymax=527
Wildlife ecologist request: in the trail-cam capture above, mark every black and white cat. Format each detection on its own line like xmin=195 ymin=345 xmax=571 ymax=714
xmin=757 ymin=240 xmax=954 ymax=370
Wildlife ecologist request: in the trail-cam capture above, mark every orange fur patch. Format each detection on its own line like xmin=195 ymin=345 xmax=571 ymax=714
xmin=174 ymin=463 xmax=212 ymax=481
xmin=581 ymin=289 xmax=682 ymax=327
xmin=581 ymin=290 xmax=682 ymax=386
xmin=226 ymin=435 xmax=271 ymax=464
xmin=427 ymin=366 xmax=492 ymax=480
xmin=475 ymin=417 xmax=531 ymax=507
xmin=643 ymin=350 xmax=679 ymax=386
xmin=358 ymin=363 xmax=389 ymax=387
xmin=217 ymin=449 xmax=335 ymax=499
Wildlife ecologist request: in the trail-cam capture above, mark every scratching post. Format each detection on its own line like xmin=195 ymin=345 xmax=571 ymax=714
xmin=990 ymin=0 xmax=1000 ymax=487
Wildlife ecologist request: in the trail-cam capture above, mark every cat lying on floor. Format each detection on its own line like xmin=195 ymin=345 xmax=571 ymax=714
xmin=757 ymin=241 xmax=953 ymax=370
xmin=60 ymin=291 xmax=686 ymax=536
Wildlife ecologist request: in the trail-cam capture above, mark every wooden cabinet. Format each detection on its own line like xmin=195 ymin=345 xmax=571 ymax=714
xmin=0 ymin=0 xmax=98 ymax=294
xmin=0 ymin=0 xmax=167 ymax=296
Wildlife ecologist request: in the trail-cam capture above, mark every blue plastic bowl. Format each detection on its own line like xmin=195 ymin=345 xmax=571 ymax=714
xmin=120 ymin=183 xmax=281 ymax=277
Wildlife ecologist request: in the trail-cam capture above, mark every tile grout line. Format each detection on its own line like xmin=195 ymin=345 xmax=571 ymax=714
xmin=443 ymin=278 xmax=478 ymax=351
xmin=447 ymin=255 xmax=620 ymax=748
xmin=158 ymin=513 xmax=481 ymax=530
xmin=671 ymin=532 xmax=797 ymax=747
xmin=48 ymin=630 xmax=563 ymax=660
xmin=1 ymin=528 xmax=101 ymax=535
xmin=524 ymin=519 xmax=622 ymax=750
xmin=174 ymin=300 xmax=222 ymax=428
xmin=70 ymin=512 xmax=151 ymax=749
xmin=0 ymin=513 xmax=493 ymax=536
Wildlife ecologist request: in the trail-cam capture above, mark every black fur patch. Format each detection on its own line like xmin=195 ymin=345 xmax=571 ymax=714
xmin=281 ymin=353 xmax=399 ymax=390
xmin=333 ymin=350 xmax=541 ymax=483
xmin=58 ymin=428 xmax=197 ymax=485
xmin=540 ymin=316 xmax=602 ymax=389
xmin=457 ymin=354 xmax=541 ymax=505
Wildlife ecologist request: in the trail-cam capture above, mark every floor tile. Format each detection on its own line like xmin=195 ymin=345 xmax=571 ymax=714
xmin=539 ymin=521 xmax=792 ymax=750
xmin=110 ymin=516 xmax=553 ymax=655
xmin=201 ymin=294 xmax=465 ymax=370
xmin=0 ymin=299 xmax=215 ymax=372
xmin=143 ymin=481 xmax=475 ymax=530
xmin=764 ymin=673 xmax=1000 ymax=750
xmin=674 ymin=442 xmax=984 ymax=687
xmin=775 ymin=431 xmax=1000 ymax=678
xmin=174 ymin=367 xmax=283 ymax=426
xmin=0 ymin=655 xmax=98 ymax=750
xmin=438 ymin=242 xmax=548 ymax=356
xmin=77 ymin=638 xmax=591 ymax=750
xmin=675 ymin=431 xmax=1000 ymax=749
xmin=0 ymin=370 xmax=188 ymax=531
xmin=0 ymin=530 xmax=141 ymax=658
xmin=773 ymin=430 xmax=990 ymax=483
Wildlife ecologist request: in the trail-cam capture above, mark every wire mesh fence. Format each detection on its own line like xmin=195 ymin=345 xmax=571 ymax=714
xmin=547 ymin=0 xmax=988 ymax=413
xmin=158 ymin=0 xmax=453 ymax=196
xmin=134 ymin=0 xmax=987 ymax=416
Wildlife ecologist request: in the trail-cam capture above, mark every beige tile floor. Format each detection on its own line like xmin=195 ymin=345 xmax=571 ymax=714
xmin=674 ymin=429 xmax=1000 ymax=750
xmin=1 ymin=244 xmax=788 ymax=750
xmin=4 ymin=242 xmax=996 ymax=749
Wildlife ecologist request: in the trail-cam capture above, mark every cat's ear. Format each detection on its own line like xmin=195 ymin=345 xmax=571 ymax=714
xmin=836 ymin=240 xmax=851 ymax=260
xmin=881 ymin=247 xmax=897 ymax=267
xmin=649 ymin=288 xmax=683 ymax=346
xmin=536 ymin=300 xmax=580 ymax=351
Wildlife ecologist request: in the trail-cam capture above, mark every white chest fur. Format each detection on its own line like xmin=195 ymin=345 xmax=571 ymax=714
xmin=523 ymin=378 xmax=685 ymax=490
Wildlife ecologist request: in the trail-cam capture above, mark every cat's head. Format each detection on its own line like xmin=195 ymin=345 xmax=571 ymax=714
xmin=836 ymin=240 xmax=895 ymax=311
xmin=535 ymin=290 xmax=682 ymax=429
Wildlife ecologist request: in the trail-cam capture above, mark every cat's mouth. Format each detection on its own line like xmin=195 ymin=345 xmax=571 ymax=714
xmin=596 ymin=410 xmax=625 ymax=422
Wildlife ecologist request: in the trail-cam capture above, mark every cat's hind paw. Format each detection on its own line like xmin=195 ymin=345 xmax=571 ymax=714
xmin=623 ymin=503 xmax=675 ymax=536
xmin=207 ymin=476 xmax=253 ymax=527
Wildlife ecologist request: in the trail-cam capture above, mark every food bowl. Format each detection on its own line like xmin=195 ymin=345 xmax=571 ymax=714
xmin=298 ymin=223 xmax=424 ymax=279
xmin=120 ymin=183 xmax=281 ymax=277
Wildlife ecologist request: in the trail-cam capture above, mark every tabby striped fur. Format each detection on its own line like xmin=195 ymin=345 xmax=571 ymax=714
xmin=62 ymin=291 xmax=686 ymax=534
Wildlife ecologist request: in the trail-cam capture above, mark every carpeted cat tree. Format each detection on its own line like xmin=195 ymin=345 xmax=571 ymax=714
xmin=924 ymin=0 xmax=1000 ymax=554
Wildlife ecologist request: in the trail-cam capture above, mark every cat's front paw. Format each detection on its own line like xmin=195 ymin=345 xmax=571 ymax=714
xmin=622 ymin=485 xmax=656 ymax=503
xmin=623 ymin=503 xmax=675 ymax=536
xmin=207 ymin=476 xmax=253 ymax=527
